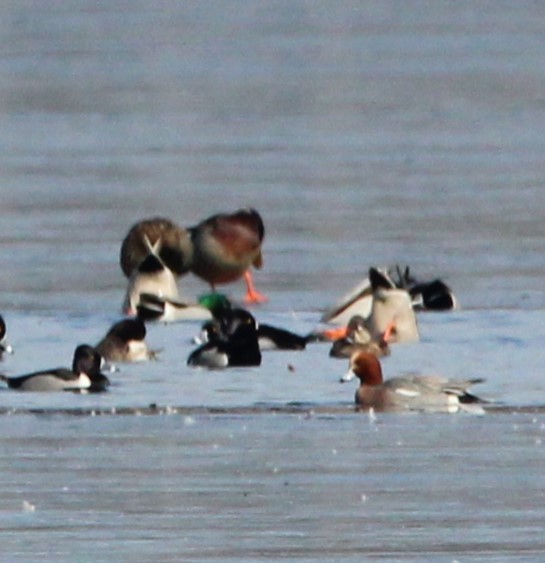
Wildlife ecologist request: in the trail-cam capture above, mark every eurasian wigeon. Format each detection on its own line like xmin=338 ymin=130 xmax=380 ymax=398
xmin=188 ymin=308 xmax=261 ymax=368
xmin=0 ymin=345 xmax=110 ymax=392
xmin=188 ymin=208 xmax=267 ymax=303
xmin=96 ymin=318 xmax=157 ymax=363
xmin=340 ymin=351 xmax=485 ymax=414
xmin=0 ymin=315 xmax=14 ymax=358
xmin=120 ymin=217 xmax=193 ymax=278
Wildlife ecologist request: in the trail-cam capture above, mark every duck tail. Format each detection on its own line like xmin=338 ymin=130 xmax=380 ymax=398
xmin=410 ymin=279 xmax=457 ymax=311
xmin=143 ymin=234 xmax=162 ymax=255
xmin=459 ymin=391 xmax=487 ymax=404
xmin=135 ymin=293 xmax=165 ymax=321
xmin=459 ymin=382 xmax=492 ymax=406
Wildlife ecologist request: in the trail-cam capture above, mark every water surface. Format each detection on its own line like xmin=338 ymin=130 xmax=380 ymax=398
xmin=1 ymin=1 xmax=545 ymax=560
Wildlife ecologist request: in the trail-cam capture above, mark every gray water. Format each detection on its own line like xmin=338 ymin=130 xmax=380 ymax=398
xmin=1 ymin=1 xmax=545 ymax=561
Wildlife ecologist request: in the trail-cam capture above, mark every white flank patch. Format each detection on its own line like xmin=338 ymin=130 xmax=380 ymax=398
xmin=258 ymin=337 xmax=276 ymax=351
xmin=72 ymin=373 xmax=92 ymax=389
xmin=394 ymin=388 xmax=421 ymax=397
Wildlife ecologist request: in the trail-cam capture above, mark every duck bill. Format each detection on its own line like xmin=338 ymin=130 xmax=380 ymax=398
xmin=1 ymin=342 xmax=14 ymax=355
xmin=340 ymin=369 xmax=356 ymax=383
xmin=193 ymin=330 xmax=208 ymax=345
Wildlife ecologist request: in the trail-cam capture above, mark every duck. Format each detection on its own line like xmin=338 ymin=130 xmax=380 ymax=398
xmin=323 ymin=266 xmax=456 ymax=324
xmin=326 ymin=315 xmax=392 ymax=359
xmin=0 ymin=345 xmax=110 ymax=392
xmin=321 ymin=268 xmax=419 ymax=343
xmin=363 ymin=268 xmax=419 ymax=343
xmin=136 ymin=293 xmax=213 ymax=323
xmin=187 ymin=308 xmax=261 ymax=368
xmin=188 ymin=208 xmax=267 ymax=303
xmin=95 ymin=318 xmax=157 ymax=363
xmin=194 ymin=303 xmax=311 ymax=351
xmin=340 ymin=351 xmax=486 ymax=413
xmin=195 ymin=316 xmax=310 ymax=351
xmin=120 ymin=217 xmax=193 ymax=278
xmin=122 ymin=238 xmax=181 ymax=316
xmin=318 ymin=314 xmax=369 ymax=342
xmin=135 ymin=291 xmax=232 ymax=323
xmin=0 ymin=315 xmax=14 ymax=358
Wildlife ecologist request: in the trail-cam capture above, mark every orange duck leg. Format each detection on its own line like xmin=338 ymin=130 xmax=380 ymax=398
xmin=243 ymin=271 xmax=268 ymax=304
